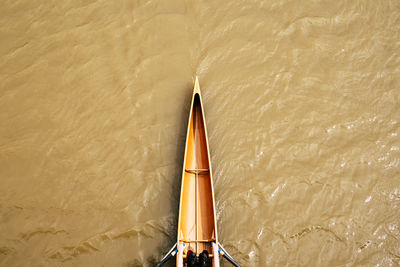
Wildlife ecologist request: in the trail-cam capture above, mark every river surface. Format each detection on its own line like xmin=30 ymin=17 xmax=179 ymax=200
xmin=1 ymin=1 xmax=399 ymax=266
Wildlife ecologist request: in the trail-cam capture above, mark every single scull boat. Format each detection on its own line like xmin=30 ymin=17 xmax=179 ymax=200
xmin=156 ymin=77 xmax=240 ymax=267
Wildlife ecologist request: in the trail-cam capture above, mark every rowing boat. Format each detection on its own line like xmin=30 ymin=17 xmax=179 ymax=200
xmin=176 ymin=77 xmax=218 ymax=266
xmin=156 ymin=77 xmax=240 ymax=267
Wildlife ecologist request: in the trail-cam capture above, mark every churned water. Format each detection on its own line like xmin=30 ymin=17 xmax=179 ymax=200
xmin=0 ymin=0 xmax=399 ymax=266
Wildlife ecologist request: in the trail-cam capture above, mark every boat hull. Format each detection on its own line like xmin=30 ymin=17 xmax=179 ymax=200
xmin=177 ymin=79 xmax=217 ymax=262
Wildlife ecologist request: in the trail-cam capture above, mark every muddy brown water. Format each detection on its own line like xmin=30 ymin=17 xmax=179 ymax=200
xmin=1 ymin=1 xmax=399 ymax=266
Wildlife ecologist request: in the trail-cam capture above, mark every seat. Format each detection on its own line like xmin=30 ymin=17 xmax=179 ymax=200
xmin=185 ymin=169 xmax=210 ymax=175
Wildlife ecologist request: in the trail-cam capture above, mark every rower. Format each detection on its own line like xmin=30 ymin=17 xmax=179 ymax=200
xmin=187 ymin=250 xmax=197 ymax=267
xmin=198 ymin=250 xmax=209 ymax=267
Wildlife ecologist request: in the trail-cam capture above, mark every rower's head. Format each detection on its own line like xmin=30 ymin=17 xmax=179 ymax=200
xmin=187 ymin=250 xmax=197 ymax=267
xmin=198 ymin=250 xmax=209 ymax=267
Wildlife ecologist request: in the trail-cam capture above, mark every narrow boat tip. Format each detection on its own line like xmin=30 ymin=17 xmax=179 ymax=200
xmin=193 ymin=76 xmax=201 ymax=94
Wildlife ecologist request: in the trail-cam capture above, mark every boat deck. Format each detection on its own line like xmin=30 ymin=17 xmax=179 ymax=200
xmin=178 ymin=93 xmax=216 ymax=257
